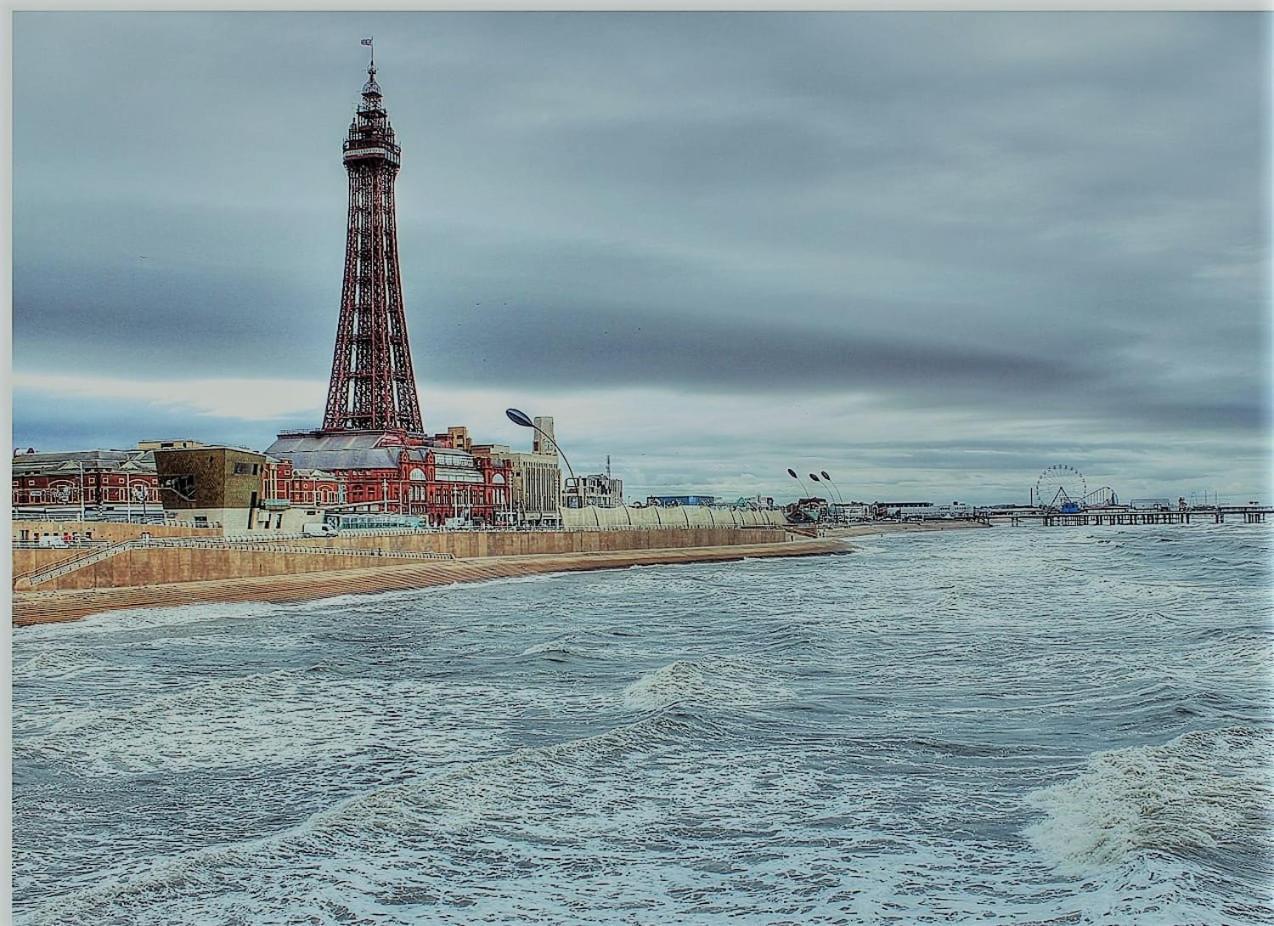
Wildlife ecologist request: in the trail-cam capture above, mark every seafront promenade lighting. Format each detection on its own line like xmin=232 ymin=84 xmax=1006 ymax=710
xmin=505 ymin=409 xmax=577 ymax=480
xmin=820 ymin=470 xmax=847 ymax=506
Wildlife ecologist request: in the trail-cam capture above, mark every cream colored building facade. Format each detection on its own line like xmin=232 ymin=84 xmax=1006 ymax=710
xmin=561 ymin=505 xmax=787 ymax=531
xmin=487 ymin=446 xmax=563 ymax=527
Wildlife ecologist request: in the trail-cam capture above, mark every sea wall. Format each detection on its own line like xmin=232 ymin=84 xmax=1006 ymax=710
xmin=14 ymin=527 xmax=789 ymax=593
xmin=560 ymin=506 xmax=787 ymax=531
xmin=13 ymin=536 xmax=845 ymax=626
xmin=16 ymin=547 xmax=412 ymax=592
xmin=287 ymin=526 xmax=787 ymax=558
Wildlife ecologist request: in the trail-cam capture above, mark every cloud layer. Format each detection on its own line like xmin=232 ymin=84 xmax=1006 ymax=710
xmin=12 ymin=12 xmax=1271 ymax=503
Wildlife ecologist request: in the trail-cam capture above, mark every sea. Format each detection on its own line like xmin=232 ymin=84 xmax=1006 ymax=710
xmin=11 ymin=523 xmax=1273 ymax=925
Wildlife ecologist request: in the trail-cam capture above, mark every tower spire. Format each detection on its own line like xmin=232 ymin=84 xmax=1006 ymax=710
xmin=322 ymin=50 xmax=424 ymax=434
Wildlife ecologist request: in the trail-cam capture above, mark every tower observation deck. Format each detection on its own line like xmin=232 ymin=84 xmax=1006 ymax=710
xmin=322 ymin=54 xmax=423 ymax=433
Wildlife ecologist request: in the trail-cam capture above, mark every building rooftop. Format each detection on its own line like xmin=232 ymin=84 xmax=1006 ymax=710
xmin=11 ymin=448 xmax=155 ymax=474
xmin=267 ymin=432 xmax=477 ymax=472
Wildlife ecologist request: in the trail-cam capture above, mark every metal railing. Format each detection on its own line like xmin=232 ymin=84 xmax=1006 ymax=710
xmin=14 ymin=539 xmax=141 ymax=586
xmin=12 ymin=540 xmax=113 ymax=550
xmin=145 ymin=537 xmax=454 ymax=560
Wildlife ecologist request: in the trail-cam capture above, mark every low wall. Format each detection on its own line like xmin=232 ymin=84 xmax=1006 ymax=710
xmin=14 ymin=538 xmax=847 ymax=626
xmin=18 ymin=546 xmax=413 ymax=592
xmin=560 ymin=506 xmax=786 ymax=531
xmin=14 ymin=548 xmax=79 ymax=576
xmin=14 ymin=527 xmax=790 ymax=593
xmin=286 ymin=526 xmax=788 ymax=558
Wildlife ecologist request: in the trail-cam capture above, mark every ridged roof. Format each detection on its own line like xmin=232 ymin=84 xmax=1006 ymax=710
xmin=265 ymin=433 xmax=475 ymax=472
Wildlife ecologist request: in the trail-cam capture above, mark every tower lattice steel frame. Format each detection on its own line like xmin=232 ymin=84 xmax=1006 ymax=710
xmin=322 ymin=56 xmax=424 ymax=433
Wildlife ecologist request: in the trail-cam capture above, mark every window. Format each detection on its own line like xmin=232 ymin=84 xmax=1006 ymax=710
xmin=233 ymin=462 xmax=252 ymax=476
xmin=409 ymin=467 xmax=426 ymax=481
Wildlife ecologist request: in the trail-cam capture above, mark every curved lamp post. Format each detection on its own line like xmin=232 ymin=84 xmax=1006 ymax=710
xmin=506 ymin=408 xmax=576 ymax=480
xmin=819 ymin=470 xmax=846 ymax=505
xmin=787 ymin=468 xmax=811 ymax=500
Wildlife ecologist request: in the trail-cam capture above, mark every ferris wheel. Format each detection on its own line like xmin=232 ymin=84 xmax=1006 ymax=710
xmin=1035 ymin=465 xmax=1088 ymax=510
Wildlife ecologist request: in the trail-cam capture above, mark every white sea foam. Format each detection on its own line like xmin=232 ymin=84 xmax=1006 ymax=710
xmin=1024 ymin=726 xmax=1273 ymax=874
xmin=12 ymin=647 xmax=106 ymax=681
xmin=517 ymin=638 xmax=580 ymax=658
xmin=15 ymin=670 xmax=498 ymax=775
xmin=619 ymin=657 xmax=792 ymax=711
xmin=16 ymin=599 xmax=284 ymax=640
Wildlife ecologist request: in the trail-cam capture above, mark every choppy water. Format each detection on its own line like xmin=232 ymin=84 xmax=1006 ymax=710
xmin=12 ymin=524 xmax=1273 ymax=925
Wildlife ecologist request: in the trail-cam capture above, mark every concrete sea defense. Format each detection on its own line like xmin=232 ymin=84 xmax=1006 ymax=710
xmin=11 ymin=521 xmax=847 ymax=626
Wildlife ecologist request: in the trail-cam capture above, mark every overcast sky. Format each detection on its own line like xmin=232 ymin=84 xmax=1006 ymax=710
xmin=12 ymin=12 xmax=1271 ymax=504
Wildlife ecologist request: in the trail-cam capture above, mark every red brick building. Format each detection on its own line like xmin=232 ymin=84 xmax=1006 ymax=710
xmin=263 ymin=458 xmax=341 ymax=508
xmin=265 ymin=428 xmax=512 ymax=526
xmin=11 ymin=449 xmax=159 ymax=511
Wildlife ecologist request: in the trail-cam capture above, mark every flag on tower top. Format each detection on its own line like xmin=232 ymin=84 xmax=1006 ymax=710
xmin=361 ymin=37 xmax=373 ymax=46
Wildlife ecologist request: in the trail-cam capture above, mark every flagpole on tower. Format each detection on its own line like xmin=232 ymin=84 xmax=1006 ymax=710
xmin=362 ymin=36 xmax=374 ymax=69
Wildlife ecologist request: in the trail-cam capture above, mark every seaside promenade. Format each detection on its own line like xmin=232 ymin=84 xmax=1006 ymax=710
xmin=10 ymin=520 xmax=988 ymax=626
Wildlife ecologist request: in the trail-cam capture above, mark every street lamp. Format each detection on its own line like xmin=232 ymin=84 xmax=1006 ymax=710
xmin=505 ymin=408 xmax=576 ymax=480
xmin=820 ymin=470 xmax=847 ymax=506
xmin=507 ymin=408 xmax=580 ymax=517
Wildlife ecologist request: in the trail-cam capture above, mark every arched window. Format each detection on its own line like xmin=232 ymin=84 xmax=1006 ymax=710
xmin=491 ymin=473 xmax=505 ymax=485
xmin=409 ymin=467 xmax=426 ymax=481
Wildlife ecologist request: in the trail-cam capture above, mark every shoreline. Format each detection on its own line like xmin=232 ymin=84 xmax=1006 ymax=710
xmin=12 ymin=537 xmax=846 ymax=627
xmin=11 ymin=520 xmax=989 ymax=628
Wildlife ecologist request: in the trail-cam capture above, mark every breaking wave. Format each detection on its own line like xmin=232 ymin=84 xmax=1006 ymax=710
xmin=1025 ymin=726 xmax=1274 ymax=874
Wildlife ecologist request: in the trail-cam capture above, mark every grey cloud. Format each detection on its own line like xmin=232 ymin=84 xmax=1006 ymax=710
xmin=11 ymin=12 xmax=1270 ymax=500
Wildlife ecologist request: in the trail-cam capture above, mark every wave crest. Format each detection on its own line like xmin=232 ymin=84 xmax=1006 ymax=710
xmin=1024 ymin=726 xmax=1273 ymax=873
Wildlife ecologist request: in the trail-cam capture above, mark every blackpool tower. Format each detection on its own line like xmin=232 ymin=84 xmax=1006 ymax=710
xmin=321 ymin=51 xmax=424 ymax=433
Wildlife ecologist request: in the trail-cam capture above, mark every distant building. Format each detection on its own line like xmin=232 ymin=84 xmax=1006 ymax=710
xmin=564 ymin=473 xmax=623 ymax=509
xmin=479 ymin=444 xmax=562 ymax=528
xmin=646 ymin=495 xmax=715 ymax=507
xmin=531 ymin=416 xmax=556 ymax=455
xmin=830 ymin=502 xmax=873 ymax=520
xmin=12 ymin=448 xmax=158 ymax=511
xmin=264 ymin=459 xmax=341 ymax=508
xmin=155 ymin=446 xmax=276 ymax=531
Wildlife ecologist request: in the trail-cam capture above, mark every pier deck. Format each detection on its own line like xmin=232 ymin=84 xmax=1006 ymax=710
xmin=1001 ymin=506 xmax=1270 ymax=527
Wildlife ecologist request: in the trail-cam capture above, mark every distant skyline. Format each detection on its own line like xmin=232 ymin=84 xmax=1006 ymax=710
xmin=12 ymin=12 xmax=1271 ymax=504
